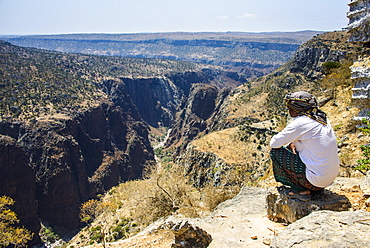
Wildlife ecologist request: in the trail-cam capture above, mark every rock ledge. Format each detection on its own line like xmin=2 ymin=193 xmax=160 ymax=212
xmin=266 ymin=186 xmax=351 ymax=224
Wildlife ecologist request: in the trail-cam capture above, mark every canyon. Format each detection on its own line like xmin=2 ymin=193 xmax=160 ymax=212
xmin=1 ymin=6 xmax=370 ymax=245
xmin=0 ymin=40 xmax=248 ymax=245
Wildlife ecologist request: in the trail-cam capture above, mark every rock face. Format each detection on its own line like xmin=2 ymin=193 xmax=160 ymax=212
xmin=0 ymin=100 xmax=154 ymax=244
xmin=118 ymin=77 xmax=180 ymax=127
xmin=0 ymin=135 xmax=41 ymax=244
xmin=165 ymin=84 xmax=231 ymax=150
xmin=174 ymin=144 xmax=230 ymax=187
xmin=271 ymin=210 xmax=370 ymax=247
xmin=350 ymin=54 xmax=370 ymax=119
xmin=347 ymin=0 xmax=370 ymax=43
xmin=266 ymin=186 xmax=351 ymax=224
xmin=289 ymin=32 xmax=353 ymax=79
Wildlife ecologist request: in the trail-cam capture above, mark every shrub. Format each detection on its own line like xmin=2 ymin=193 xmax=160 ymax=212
xmin=356 ymin=117 xmax=370 ymax=172
xmin=0 ymin=196 xmax=33 ymax=247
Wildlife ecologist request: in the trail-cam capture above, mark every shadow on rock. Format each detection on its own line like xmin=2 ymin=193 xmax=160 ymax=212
xmin=266 ymin=186 xmax=351 ymax=224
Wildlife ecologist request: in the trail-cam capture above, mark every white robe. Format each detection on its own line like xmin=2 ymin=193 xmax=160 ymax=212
xmin=270 ymin=115 xmax=340 ymax=188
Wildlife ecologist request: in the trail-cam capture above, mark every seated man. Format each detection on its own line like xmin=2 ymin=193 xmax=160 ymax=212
xmin=270 ymin=91 xmax=340 ymax=201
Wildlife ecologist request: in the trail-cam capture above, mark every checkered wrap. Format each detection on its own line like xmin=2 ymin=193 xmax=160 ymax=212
xmin=270 ymin=147 xmax=323 ymax=191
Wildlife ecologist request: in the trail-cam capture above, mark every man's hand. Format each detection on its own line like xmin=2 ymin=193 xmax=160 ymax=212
xmin=288 ymin=142 xmax=297 ymax=154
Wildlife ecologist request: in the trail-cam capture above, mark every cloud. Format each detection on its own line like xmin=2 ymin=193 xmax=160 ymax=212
xmin=216 ymin=16 xmax=230 ymax=20
xmin=237 ymin=13 xmax=258 ymax=19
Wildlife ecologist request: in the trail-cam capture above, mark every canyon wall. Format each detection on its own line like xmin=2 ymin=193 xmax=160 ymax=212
xmin=0 ymin=100 xmax=154 ymax=244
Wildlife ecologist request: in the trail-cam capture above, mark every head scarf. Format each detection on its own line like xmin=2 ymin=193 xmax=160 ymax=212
xmin=284 ymin=91 xmax=327 ymax=125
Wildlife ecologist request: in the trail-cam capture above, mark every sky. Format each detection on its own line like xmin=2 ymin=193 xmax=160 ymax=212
xmin=0 ymin=0 xmax=350 ymax=35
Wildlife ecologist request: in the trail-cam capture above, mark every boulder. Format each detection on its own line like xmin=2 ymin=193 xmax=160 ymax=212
xmin=266 ymin=186 xmax=351 ymax=224
xmin=101 ymin=220 xmax=212 ymax=248
xmin=271 ymin=210 xmax=370 ymax=247
xmin=156 ymin=220 xmax=213 ymax=248
xmin=361 ymin=170 xmax=370 ymax=189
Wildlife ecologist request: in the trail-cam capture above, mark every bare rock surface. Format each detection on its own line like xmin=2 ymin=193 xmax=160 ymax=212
xmin=88 ymin=187 xmax=285 ymax=247
xmin=266 ymin=186 xmax=351 ymax=224
xmin=85 ymin=177 xmax=369 ymax=247
xmin=271 ymin=210 xmax=370 ymax=248
xmin=361 ymin=170 xmax=370 ymax=188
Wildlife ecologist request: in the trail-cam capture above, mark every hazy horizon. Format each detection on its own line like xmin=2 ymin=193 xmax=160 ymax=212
xmin=0 ymin=0 xmax=349 ymax=36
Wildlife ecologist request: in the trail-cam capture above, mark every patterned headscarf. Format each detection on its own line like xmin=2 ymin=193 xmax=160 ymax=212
xmin=284 ymin=91 xmax=327 ymax=125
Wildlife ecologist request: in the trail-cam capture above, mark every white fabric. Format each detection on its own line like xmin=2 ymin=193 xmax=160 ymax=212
xmin=270 ymin=115 xmax=340 ymax=188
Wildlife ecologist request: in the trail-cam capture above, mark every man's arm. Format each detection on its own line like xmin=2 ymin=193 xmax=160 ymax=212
xmin=270 ymin=121 xmax=301 ymax=148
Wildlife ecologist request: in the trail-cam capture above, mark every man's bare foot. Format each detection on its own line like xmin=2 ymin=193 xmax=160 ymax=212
xmin=285 ymin=189 xmax=311 ymax=201
xmin=289 ymin=190 xmax=310 ymax=195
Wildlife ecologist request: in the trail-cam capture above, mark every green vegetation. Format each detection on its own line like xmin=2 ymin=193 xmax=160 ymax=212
xmin=0 ymin=41 xmax=205 ymax=121
xmin=154 ymin=147 xmax=174 ymax=164
xmin=40 ymin=225 xmax=61 ymax=243
xmin=322 ymin=61 xmax=342 ymax=75
xmin=357 ymin=117 xmax=370 ymax=172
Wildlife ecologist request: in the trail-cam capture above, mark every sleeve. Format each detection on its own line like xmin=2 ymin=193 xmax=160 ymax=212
xmin=270 ymin=120 xmax=302 ymax=148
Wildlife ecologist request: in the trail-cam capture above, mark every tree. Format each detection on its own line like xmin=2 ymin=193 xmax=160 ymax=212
xmin=80 ymin=199 xmax=117 ymax=248
xmin=0 ymin=196 xmax=33 ymax=247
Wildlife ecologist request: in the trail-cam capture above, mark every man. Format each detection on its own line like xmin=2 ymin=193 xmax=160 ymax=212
xmin=270 ymin=91 xmax=340 ymax=201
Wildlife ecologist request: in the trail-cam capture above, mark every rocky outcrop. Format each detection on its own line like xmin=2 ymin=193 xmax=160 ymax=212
xmin=102 ymin=70 xmax=244 ymax=130
xmin=117 ymin=77 xmax=180 ymax=127
xmin=0 ymin=100 xmax=154 ymax=244
xmin=289 ymin=32 xmax=353 ymax=79
xmin=350 ymin=55 xmax=370 ymax=119
xmin=266 ymin=186 xmax=351 ymax=224
xmin=174 ymin=144 xmax=230 ymax=187
xmin=271 ymin=210 xmax=370 ymax=247
xmin=146 ymin=220 xmax=213 ymax=248
xmin=347 ymin=0 xmax=370 ymax=44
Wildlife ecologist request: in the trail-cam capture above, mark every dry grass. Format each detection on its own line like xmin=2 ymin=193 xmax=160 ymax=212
xmin=193 ymin=127 xmax=249 ymax=164
xmin=227 ymin=90 xmax=270 ymax=121
xmin=69 ymin=162 xmax=241 ymax=247
xmin=191 ymin=123 xmax=274 ymax=186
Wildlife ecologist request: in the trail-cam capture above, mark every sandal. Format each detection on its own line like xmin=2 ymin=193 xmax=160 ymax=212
xmin=283 ymin=189 xmax=311 ymax=202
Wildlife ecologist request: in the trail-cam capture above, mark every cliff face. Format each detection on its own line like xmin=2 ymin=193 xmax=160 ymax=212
xmin=165 ymin=83 xmax=231 ymax=150
xmin=118 ymin=77 xmax=181 ymax=128
xmin=0 ymin=135 xmax=40 ymax=244
xmin=0 ymin=100 xmax=154 ymax=243
xmin=347 ymin=0 xmax=370 ymax=43
xmin=289 ymin=32 xmax=357 ymax=79
xmin=112 ymin=70 xmax=244 ymax=130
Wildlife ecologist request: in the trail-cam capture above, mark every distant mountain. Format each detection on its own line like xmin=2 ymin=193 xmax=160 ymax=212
xmin=2 ymin=31 xmax=324 ymax=79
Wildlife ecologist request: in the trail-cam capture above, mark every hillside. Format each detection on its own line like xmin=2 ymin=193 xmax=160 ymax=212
xmin=2 ymin=31 xmax=322 ymax=79
xmin=0 ymin=40 xmax=240 ymax=123
xmin=171 ymin=31 xmax=368 ymax=187
xmin=0 ymin=39 xmax=251 ymax=245
xmin=2 ymin=27 xmax=370 ymax=247
xmin=63 ymin=29 xmax=370 ymax=247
